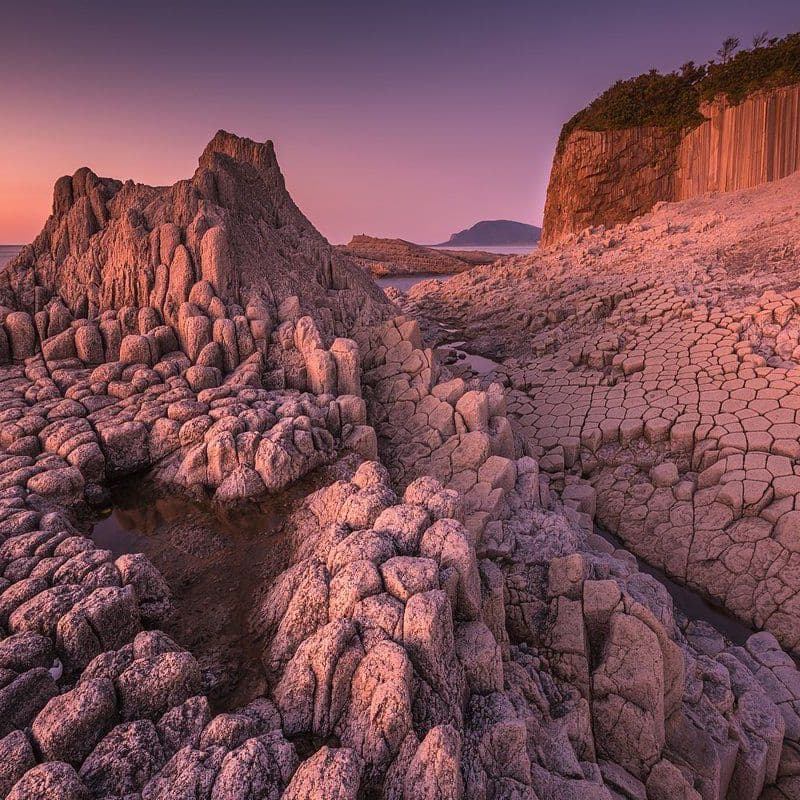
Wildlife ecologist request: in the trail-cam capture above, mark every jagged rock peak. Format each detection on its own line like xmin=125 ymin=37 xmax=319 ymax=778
xmin=0 ymin=131 xmax=390 ymax=336
xmin=198 ymin=130 xmax=281 ymax=182
xmin=51 ymin=167 xmax=122 ymax=218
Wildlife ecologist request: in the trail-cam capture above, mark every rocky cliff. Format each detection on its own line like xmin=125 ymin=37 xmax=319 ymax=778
xmin=676 ymin=83 xmax=800 ymax=198
xmin=542 ymin=83 xmax=800 ymax=245
xmin=541 ymin=127 xmax=681 ymax=246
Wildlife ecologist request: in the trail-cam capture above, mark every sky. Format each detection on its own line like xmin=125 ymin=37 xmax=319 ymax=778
xmin=1 ymin=0 xmax=797 ymax=246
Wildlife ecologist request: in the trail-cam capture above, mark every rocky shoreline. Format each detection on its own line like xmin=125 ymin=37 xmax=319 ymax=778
xmin=337 ymin=235 xmax=501 ymax=277
xmin=0 ymin=132 xmax=798 ymax=799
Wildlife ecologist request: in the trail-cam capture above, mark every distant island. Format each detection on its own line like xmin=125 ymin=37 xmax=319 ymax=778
xmin=436 ymin=219 xmax=541 ymax=247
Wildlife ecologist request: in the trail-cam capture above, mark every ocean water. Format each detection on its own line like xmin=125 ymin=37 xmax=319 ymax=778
xmin=432 ymin=244 xmax=537 ymax=256
xmin=0 ymin=245 xmax=22 ymax=268
xmin=374 ymin=273 xmax=453 ymax=292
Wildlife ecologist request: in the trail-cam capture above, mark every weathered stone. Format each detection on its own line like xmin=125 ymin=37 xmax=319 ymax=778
xmin=0 ymin=731 xmax=36 ymax=799
xmin=79 ymin=720 xmax=165 ymax=797
xmin=56 ymin=586 xmax=141 ymax=669
xmin=7 ymin=762 xmax=90 ymax=800
xmin=282 ymin=746 xmax=362 ymax=800
xmin=117 ymin=652 xmax=202 ymax=720
xmin=5 ymin=313 xmax=36 ymax=360
xmin=31 ymin=677 xmax=117 ymax=765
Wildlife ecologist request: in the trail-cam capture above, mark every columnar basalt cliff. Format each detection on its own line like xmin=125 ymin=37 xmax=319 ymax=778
xmin=676 ymin=84 xmax=800 ymax=199
xmin=542 ymin=83 xmax=800 ymax=245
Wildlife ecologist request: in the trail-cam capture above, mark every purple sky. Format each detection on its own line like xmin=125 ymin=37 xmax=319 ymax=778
xmin=1 ymin=0 xmax=797 ymax=245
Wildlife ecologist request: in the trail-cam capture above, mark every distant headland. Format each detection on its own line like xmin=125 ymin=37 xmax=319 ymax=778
xmin=435 ymin=219 xmax=541 ymax=247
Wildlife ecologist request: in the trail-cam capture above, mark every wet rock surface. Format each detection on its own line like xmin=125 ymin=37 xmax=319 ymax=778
xmin=92 ymin=480 xmax=293 ymax=709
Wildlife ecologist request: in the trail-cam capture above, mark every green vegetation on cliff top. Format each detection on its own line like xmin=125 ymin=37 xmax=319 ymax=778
xmin=558 ymin=32 xmax=800 ymax=152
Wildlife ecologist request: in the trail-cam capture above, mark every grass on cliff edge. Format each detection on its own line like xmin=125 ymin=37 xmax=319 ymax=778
xmin=557 ymin=32 xmax=800 ymax=152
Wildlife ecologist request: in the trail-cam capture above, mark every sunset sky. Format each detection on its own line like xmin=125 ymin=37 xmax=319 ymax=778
xmin=1 ymin=0 xmax=797 ymax=245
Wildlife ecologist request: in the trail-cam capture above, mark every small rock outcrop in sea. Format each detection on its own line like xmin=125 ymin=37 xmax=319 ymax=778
xmin=0 ymin=131 xmax=799 ymax=800
xmin=337 ymin=235 xmax=499 ymax=277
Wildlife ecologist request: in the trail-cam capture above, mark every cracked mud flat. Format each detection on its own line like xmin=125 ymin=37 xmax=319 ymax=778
xmin=2 ymin=133 xmax=800 ymax=800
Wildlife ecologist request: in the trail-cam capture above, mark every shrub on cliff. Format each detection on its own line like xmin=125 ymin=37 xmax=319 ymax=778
xmin=558 ymin=31 xmax=800 ymax=151
xmin=557 ymin=71 xmax=702 ymax=151
xmin=700 ymin=32 xmax=800 ymax=102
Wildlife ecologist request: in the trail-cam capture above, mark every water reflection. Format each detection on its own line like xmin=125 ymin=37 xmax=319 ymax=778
xmin=594 ymin=524 xmax=755 ymax=647
xmin=92 ymin=480 xmax=291 ymax=710
xmin=375 ymin=273 xmax=452 ymax=292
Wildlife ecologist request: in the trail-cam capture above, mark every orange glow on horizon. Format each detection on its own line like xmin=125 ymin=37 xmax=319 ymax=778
xmin=2 ymin=1 xmax=797 ymax=246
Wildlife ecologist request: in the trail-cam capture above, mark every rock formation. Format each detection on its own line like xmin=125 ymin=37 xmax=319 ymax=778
xmin=1 ymin=130 xmax=799 ymax=800
xmin=400 ymin=170 xmax=800 ymax=658
xmin=676 ymin=85 xmax=800 ymax=200
xmin=337 ymin=235 xmax=499 ymax=277
xmin=542 ymin=83 xmax=800 ymax=245
xmin=0 ymin=130 xmax=389 ymax=333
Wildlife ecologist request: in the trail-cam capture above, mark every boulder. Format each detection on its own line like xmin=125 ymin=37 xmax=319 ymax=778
xmin=404 ymin=725 xmax=464 ymax=800
xmin=7 ymin=762 xmax=90 ymax=800
xmin=306 ymin=349 xmax=337 ymax=395
xmin=5 ymin=313 xmax=36 ymax=360
xmin=79 ymin=720 xmax=165 ymax=797
xmin=31 ymin=677 xmax=117 ymax=765
xmin=591 ymin=612 xmax=665 ymax=778
xmin=56 ymin=586 xmax=142 ymax=669
xmin=116 ymin=651 xmax=202 ymax=720
xmin=0 ymin=731 xmax=36 ymax=799
xmin=282 ymin=746 xmax=362 ymax=800
xmin=0 ymin=668 xmax=58 ymax=736
xmin=115 ymin=553 xmax=173 ymax=623
xmin=98 ymin=421 xmax=149 ymax=476
xmin=156 ymin=696 xmax=212 ymax=758
xmin=120 ymin=333 xmax=154 ymax=365
xmin=0 ymin=632 xmax=54 ymax=673
xmin=210 ymin=732 xmax=298 ymax=800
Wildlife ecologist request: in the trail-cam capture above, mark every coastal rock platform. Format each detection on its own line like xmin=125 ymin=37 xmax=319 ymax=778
xmin=0 ymin=133 xmax=799 ymax=800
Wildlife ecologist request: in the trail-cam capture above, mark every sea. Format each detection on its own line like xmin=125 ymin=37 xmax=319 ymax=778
xmin=0 ymin=245 xmax=22 ymax=268
xmin=432 ymin=244 xmax=538 ymax=256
